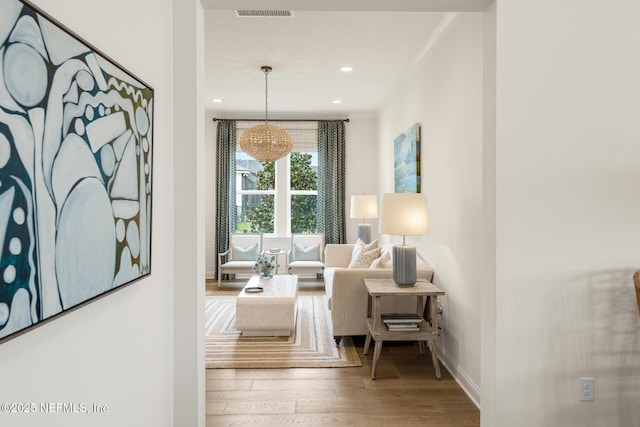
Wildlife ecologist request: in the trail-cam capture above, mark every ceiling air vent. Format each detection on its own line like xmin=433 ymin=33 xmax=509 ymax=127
xmin=234 ymin=10 xmax=294 ymax=18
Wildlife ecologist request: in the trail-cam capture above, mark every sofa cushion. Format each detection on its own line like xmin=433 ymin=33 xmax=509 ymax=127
xmin=231 ymin=243 xmax=258 ymax=261
xmin=370 ymin=250 xmax=392 ymax=268
xmin=289 ymin=260 xmax=324 ymax=270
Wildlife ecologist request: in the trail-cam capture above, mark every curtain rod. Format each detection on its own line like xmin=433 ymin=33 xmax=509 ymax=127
xmin=212 ymin=118 xmax=349 ymax=123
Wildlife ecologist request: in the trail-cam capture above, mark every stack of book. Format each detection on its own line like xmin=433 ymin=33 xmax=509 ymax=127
xmin=381 ymin=313 xmax=423 ymax=332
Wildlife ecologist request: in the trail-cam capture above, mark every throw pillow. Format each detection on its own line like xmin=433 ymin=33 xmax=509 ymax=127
xmin=231 ymin=243 xmax=258 ymax=261
xmin=292 ymin=243 xmax=320 ymax=261
xmin=370 ymin=250 xmax=392 ymax=268
xmin=349 ymin=239 xmax=378 ymax=265
xmin=348 ymin=247 xmax=381 ymax=268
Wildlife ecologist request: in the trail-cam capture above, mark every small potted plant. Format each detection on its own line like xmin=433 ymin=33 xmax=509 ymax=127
xmin=253 ymin=254 xmax=278 ymax=280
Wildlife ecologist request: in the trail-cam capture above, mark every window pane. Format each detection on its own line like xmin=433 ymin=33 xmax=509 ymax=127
xmin=290 ymin=152 xmax=317 ymax=191
xmin=236 ymin=194 xmax=274 ymax=233
xmin=236 ymin=153 xmax=274 ymax=191
xmin=291 ymin=194 xmax=317 ymax=233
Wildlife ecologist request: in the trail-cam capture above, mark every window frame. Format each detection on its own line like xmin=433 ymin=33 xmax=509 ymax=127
xmin=234 ymin=151 xmax=318 ymax=237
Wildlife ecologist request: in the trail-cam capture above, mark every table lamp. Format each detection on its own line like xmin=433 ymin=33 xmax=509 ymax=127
xmin=378 ymin=193 xmax=429 ymax=286
xmin=350 ymin=195 xmax=378 ymax=244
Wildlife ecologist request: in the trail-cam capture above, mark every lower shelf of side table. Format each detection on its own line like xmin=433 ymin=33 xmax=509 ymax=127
xmin=367 ymin=317 xmax=438 ymax=341
xmin=364 ymin=317 xmax=441 ymax=380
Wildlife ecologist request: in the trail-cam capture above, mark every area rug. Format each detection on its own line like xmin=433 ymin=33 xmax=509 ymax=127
xmin=205 ymin=295 xmax=362 ymax=368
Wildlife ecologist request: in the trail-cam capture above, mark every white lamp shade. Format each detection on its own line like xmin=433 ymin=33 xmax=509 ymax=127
xmin=350 ymin=195 xmax=378 ymax=219
xmin=379 ymin=193 xmax=429 ymax=236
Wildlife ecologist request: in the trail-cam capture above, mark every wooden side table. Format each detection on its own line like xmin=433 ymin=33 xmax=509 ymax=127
xmin=362 ymin=278 xmax=445 ymax=380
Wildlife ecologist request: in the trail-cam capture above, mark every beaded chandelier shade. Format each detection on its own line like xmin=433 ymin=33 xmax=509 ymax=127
xmin=239 ymin=66 xmax=293 ymax=162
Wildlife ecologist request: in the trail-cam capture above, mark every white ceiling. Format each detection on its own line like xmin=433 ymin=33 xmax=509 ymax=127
xmin=204 ymin=0 xmax=491 ymax=118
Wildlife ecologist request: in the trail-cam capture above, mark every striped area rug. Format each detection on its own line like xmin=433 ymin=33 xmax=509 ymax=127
xmin=205 ymin=295 xmax=362 ymax=368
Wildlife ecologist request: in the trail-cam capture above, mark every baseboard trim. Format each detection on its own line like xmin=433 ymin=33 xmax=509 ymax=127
xmin=436 ymin=342 xmax=481 ymax=409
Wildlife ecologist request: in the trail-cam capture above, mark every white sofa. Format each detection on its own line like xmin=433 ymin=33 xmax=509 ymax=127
xmin=323 ymin=243 xmax=435 ymax=342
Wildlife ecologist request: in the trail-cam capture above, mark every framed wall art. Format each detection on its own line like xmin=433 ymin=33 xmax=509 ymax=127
xmin=0 ymin=0 xmax=153 ymax=343
xmin=394 ymin=123 xmax=420 ymax=193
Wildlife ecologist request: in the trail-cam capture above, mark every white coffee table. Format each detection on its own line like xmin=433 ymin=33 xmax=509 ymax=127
xmin=236 ymin=275 xmax=298 ymax=336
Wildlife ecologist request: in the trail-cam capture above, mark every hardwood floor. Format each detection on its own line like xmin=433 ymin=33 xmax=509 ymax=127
xmin=206 ymin=279 xmax=479 ymax=426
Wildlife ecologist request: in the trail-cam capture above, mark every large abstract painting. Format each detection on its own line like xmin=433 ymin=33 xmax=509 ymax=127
xmin=0 ymin=0 xmax=153 ymax=343
xmin=394 ymin=123 xmax=420 ymax=193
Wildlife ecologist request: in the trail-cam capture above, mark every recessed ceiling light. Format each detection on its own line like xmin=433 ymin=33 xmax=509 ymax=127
xmin=212 ymin=98 xmax=223 ymax=103
xmin=332 ymin=99 xmax=342 ymax=104
xmin=340 ymin=66 xmax=353 ymax=72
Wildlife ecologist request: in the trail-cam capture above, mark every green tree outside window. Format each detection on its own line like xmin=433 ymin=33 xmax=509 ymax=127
xmin=246 ymin=152 xmax=317 ymax=233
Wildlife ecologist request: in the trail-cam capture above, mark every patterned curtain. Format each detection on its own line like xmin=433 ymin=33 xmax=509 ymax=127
xmin=317 ymin=121 xmax=346 ymax=244
xmin=214 ymin=120 xmax=236 ymax=279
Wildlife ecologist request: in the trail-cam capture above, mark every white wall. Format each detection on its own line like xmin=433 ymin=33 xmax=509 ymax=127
xmin=377 ymin=13 xmax=484 ymax=405
xmin=173 ymin=0 xmax=205 ymax=426
xmin=345 ymin=114 xmax=379 ymax=243
xmin=494 ymin=1 xmax=640 ymax=426
xmin=204 ymin=114 xmax=379 ymax=278
xmin=0 ymin=1 xmax=177 ymax=426
xmin=480 ymin=1 xmax=496 ymax=425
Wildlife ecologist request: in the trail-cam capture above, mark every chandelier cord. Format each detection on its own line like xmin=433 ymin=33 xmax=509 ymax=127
xmin=264 ymin=68 xmax=269 ymax=125
xmin=239 ymin=65 xmax=293 ymax=162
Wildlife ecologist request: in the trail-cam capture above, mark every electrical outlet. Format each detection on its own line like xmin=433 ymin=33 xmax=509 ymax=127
xmin=579 ymin=377 xmax=594 ymax=401
xmin=437 ymin=295 xmax=447 ymax=315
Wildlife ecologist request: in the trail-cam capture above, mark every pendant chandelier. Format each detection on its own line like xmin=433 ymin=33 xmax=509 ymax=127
xmin=239 ymin=66 xmax=293 ymax=162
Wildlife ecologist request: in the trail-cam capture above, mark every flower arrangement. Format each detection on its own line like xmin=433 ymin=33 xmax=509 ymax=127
xmin=253 ymin=254 xmax=278 ymax=278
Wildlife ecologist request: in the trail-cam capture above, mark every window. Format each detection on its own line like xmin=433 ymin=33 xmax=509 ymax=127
xmin=235 ymin=155 xmax=274 ymax=233
xmin=289 ymin=151 xmax=317 ymax=233
xmin=234 ymin=122 xmax=318 ymax=236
